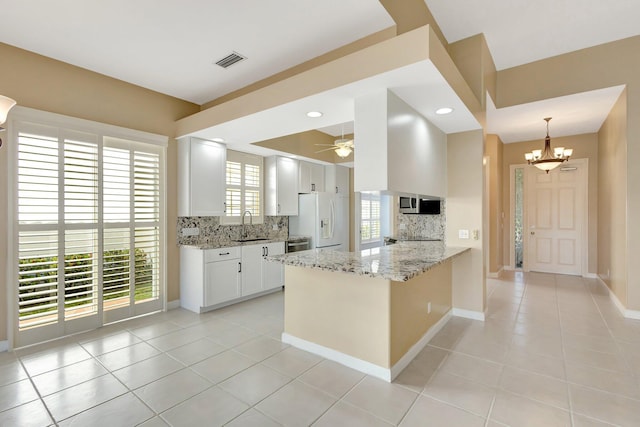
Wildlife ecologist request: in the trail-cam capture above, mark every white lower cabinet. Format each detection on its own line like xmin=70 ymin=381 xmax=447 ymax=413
xmin=241 ymin=242 xmax=285 ymax=296
xmin=263 ymin=242 xmax=285 ymax=290
xmin=180 ymin=242 xmax=284 ymax=313
xmin=241 ymin=244 xmax=264 ymax=296
xmin=205 ymin=257 xmax=241 ymax=306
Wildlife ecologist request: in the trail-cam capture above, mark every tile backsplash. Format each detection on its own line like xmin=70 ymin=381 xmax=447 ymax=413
xmin=395 ymin=200 xmax=446 ymax=241
xmin=177 ymin=216 xmax=288 ymax=246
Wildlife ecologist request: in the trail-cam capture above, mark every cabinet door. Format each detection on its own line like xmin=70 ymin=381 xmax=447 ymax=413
xmin=310 ymin=163 xmax=325 ymax=192
xmin=276 ymin=157 xmax=299 ymax=215
xmin=263 ymin=242 xmax=285 ymax=290
xmin=241 ymin=244 xmax=263 ymax=296
xmin=204 ymin=259 xmax=240 ymax=306
xmin=324 ymin=164 xmax=349 ymax=194
xmin=335 ymin=165 xmax=349 ymax=195
xmin=298 ymin=161 xmax=312 ymax=193
xmin=190 ymin=139 xmax=226 ymax=216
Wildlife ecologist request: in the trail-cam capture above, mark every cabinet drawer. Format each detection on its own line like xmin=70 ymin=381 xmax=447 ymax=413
xmin=205 ymin=247 xmax=241 ymax=262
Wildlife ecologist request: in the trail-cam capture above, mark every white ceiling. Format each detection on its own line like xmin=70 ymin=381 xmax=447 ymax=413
xmin=0 ymin=0 xmax=394 ymax=104
xmin=1 ymin=1 xmax=634 ymax=149
xmin=423 ymin=0 xmax=640 ymax=71
xmin=487 ymin=85 xmax=626 ymax=143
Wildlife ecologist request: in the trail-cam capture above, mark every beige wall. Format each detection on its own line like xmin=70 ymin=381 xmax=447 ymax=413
xmin=501 ymin=134 xmax=599 ymax=274
xmin=485 ymin=134 xmax=504 ymax=274
xmin=0 ymin=43 xmax=199 ymax=343
xmin=447 ymin=130 xmax=485 ymax=313
xmin=598 ymin=90 xmax=628 ymax=305
xmin=448 ymin=34 xmax=497 ymax=109
xmin=497 ymin=36 xmax=640 ymax=309
xmin=390 ymin=260 xmax=451 ymax=365
xmin=284 ymin=261 xmax=452 ymax=369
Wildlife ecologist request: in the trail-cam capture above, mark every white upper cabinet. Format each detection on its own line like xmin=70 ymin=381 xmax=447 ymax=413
xmin=298 ymin=160 xmax=325 ymax=193
xmin=325 ymin=164 xmax=350 ymax=195
xmin=178 ymin=137 xmax=226 ymax=217
xmin=265 ymin=156 xmax=299 ymax=216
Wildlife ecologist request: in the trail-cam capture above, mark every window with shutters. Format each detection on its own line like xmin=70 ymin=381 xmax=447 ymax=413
xmin=360 ymin=192 xmax=381 ymax=245
xmin=221 ymin=150 xmax=263 ymax=224
xmin=11 ymin=109 xmax=166 ymax=346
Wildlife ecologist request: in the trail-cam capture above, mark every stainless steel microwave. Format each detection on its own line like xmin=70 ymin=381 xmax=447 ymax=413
xmin=399 ymin=197 xmax=417 ymax=213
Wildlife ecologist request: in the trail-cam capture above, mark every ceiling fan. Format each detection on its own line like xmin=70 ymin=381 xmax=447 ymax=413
xmin=315 ymin=128 xmax=354 ymax=158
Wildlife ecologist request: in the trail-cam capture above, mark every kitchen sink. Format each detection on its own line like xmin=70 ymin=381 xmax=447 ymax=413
xmin=232 ymin=238 xmax=270 ymax=242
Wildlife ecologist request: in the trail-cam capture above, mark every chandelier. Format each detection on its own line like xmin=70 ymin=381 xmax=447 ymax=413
xmin=524 ymin=117 xmax=573 ymax=173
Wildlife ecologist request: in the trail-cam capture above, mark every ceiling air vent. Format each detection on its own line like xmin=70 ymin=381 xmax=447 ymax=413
xmin=215 ymin=52 xmax=246 ymax=69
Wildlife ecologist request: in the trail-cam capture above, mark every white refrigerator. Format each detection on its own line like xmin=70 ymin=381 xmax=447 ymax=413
xmin=289 ymin=192 xmax=345 ymax=250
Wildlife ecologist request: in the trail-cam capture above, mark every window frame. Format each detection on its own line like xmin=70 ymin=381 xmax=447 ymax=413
xmin=220 ymin=149 xmax=264 ymax=225
xmin=6 ymin=106 xmax=167 ymax=349
xmin=360 ymin=191 xmax=381 ymax=247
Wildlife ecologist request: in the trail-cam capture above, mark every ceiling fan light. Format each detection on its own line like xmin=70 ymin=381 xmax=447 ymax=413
xmin=335 ymin=146 xmax=352 ymax=158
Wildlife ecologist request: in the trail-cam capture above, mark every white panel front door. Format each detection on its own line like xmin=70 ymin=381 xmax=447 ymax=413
xmin=526 ymin=161 xmax=585 ymax=275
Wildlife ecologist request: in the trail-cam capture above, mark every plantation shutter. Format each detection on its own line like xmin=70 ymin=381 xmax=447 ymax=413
xmin=13 ymin=111 xmax=166 ymax=347
xmin=221 ymin=150 xmax=263 ymax=224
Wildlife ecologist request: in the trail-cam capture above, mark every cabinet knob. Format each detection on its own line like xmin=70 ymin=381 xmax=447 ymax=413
xmin=219 ymin=252 xmax=230 ymax=256
xmin=335 ymin=186 xmax=338 ymax=194
xmin=311 ymin=183 xmax=315 ymax=192
xmin=277 ymin=204 xmax=280 ymax=213
xmin=238 ymin=262 xmax=242 ymax=273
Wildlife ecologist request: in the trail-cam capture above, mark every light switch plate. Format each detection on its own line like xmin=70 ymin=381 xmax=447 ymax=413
xmin=458 ymin=229 xmax=470 ymax=239
xmin=182 ymin=227 xmax=200 ymax=237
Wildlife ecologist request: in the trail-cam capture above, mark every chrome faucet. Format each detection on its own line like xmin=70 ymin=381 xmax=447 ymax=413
xmin=241 ymin=210 xmax=253 ymax=238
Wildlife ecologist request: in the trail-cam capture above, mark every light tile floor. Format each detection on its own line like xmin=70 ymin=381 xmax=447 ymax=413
xmin=2 ymin=271 xmax=640 ymax=426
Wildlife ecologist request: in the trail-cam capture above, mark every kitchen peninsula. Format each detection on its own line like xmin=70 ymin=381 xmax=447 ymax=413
xmin=267 ymin=241 xmax=470 ymax=382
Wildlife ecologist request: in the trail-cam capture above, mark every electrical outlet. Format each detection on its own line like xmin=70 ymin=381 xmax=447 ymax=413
xmin=458 ymin=229 xmax=469 ymax=239
xmin=182 ymin=227 xmax=200 ymax=237
xmin=472 ymin=230 xmax=479 ymax=240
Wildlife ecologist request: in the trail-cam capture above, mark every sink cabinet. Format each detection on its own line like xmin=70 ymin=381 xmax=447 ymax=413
xmin=180 ymin=242 xmax=284 ymax=313
xmin=241 ymin=241 xmax=285 ymax=296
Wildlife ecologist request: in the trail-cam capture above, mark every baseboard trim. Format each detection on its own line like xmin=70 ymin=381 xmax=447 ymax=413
xmin=0 ymin=340 xmax=8 ymax=352
xmin=166 ymin=300 xmax=180 ymax=310
xmin=488 ymin=267 xmax=504 ymax=279
xmin=452 ymin=307 xmax=485 ymax=321
xmin=583 ymin=273 xmax=598 ymax=279
xmin=389 ymin=309 xmax=452 ymax=381
xmin=283 ymin=309 xmax=453 ymax=383
xmin=282 ymin=333 xmax=392 ymax=381
xmin=597 ymin=276 xmax=640 ymax=320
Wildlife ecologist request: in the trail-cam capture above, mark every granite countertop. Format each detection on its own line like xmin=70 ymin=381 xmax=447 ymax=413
xmin=184 ymin=237 xmax=287 ymax=250
xmin=266 ymin=241 xmax=470 ymax=282
xmin=182 ymin=235 xmax=312 ymax=250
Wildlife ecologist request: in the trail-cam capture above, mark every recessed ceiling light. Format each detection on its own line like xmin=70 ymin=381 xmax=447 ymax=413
xmin=435 ymin=107 xmax=454 ymax=115
xmin=306 ymin=111 xmax=323 ymax=118
xmin=211 ymin=137 xmax=225 ymax=143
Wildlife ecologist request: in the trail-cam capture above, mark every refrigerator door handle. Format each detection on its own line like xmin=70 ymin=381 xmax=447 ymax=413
xmin=330 ymin=199 xmax=335 ymax=238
